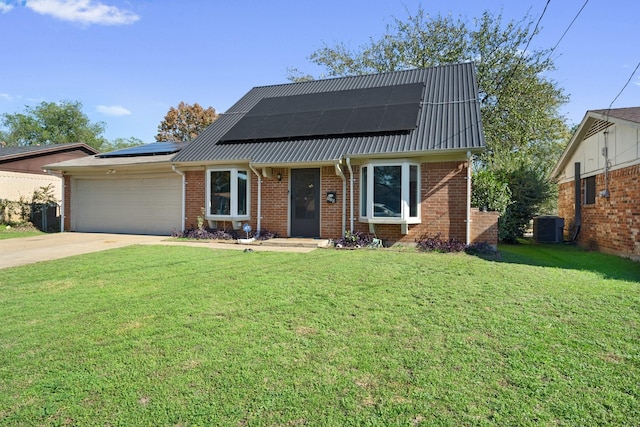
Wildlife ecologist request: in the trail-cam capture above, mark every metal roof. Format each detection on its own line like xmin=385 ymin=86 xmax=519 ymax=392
xmin=173 ymin=63 xmax=485 ymax=165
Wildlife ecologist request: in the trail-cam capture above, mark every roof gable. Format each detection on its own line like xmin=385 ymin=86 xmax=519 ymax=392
xmin=174 ymin=63 xmax=485 ymax=165
xmin=552 ymin=107 xmax=640 ymax=179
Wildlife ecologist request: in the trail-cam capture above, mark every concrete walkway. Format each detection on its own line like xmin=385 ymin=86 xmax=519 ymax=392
xmin=0 ymin=233 xmax=322 ymax=269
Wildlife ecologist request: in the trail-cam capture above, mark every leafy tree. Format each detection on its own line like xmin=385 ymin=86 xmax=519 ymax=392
xmin=156 ymin=102 xmax=219 ymax=142
xmin=102 ymin=136 xmax=145 ymax=152
xmin=297 ymin=7 xmax=571 ymax=241
xmin=471 ymin=169 xmax=511 ymax=215
xmin=495 ymin=154 xmax=555 ymax=242
xmin=0 ymin=101 xmax=108 ymax=150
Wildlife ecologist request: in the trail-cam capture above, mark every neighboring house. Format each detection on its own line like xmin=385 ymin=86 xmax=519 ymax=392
xmin=0 ymin=143 xmax=98 ymax=203
xmin=552 ymin=107 xmax=640 ymax=260
xmin=48 ymin=63 xmax=498 ymax=245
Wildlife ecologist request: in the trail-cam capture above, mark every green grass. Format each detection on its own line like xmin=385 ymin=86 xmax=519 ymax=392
xmin=0 ymin=243 xmax=639 ymax=426
xmin=0 ymin=224 xmax=44 ymax=240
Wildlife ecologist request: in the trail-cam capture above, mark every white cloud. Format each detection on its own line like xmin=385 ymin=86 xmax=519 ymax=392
xmin=0 ymin=93 xmax=13 ymax=101
xmin=97 ymin=104 xmax=131 ymax=116
xmin=0 ymin=2 xmax=14 ymax=13
xmin=26 ymin=0 xmax=139 ymax=26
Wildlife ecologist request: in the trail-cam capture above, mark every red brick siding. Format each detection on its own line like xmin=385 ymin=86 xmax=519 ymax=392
xmin=260 ymin=168 xmax=289 ymax=235
xmin=184 ymin=161 xmax=498 ymax=246
xmin=320 ymin=166 xmax=345 ymax=238
xmin=184 ymin=170 xmax=205 ymax=229
xmin=557 ymin=163 xmax=640 ymax=259
xmin=470 ymin=209 xmax=499 ymax=245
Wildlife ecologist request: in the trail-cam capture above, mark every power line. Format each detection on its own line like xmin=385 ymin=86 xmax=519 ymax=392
xmin=547 ymin=0 xmax=589 ymax=60
xmin=608 ymin=61 xmax=640 ymax=110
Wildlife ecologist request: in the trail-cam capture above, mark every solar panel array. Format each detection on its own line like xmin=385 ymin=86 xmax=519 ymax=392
xmin=97 ymin=142 xmax=185 ymax=158
xmin=219 ymin=82 xmax=424 ymax=142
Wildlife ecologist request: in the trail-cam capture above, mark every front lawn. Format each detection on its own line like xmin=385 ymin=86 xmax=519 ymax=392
xmin=0 ymin=244 xmax=638 ymax=425
xmin=0 ymin=224 xmax=43 ymax=240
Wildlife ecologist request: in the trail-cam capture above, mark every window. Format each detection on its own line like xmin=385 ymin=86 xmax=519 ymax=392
xmin=584 ymin=175 xmax=596 ymax=205
xmin=207 ymin=168 xmax=249 ymax=219
xmin=359 ymin=162 xmax=420 ymax=223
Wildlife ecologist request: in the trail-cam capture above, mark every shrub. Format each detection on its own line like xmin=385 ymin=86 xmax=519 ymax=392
xmin=415 ymin=233 xmax=466 ymax=253
xmin=334 ymin=231 xmax=378 ymax=248
xmin=172 ymin=228 xmax=236 ymax=240
xmin=254 ymin=229 xmax=279 ymax=240
xmin=465 ymin=241 xmax=497 ymax=256
xmin=172 ymin=228 xmax=278 ymax=241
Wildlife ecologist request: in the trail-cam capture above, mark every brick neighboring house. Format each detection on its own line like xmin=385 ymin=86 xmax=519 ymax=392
xmin=552 ymin=107 xmax=640 ymax=260
xmin=172 ymin=63 xmax=498 ymax=246
xmin=46 ymin=63 xmax=498 ymax=246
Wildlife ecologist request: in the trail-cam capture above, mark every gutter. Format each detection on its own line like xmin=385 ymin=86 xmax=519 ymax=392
xmin=171 ymin=165 xmax=186 ymax=232
xmin=335 ymin=161 xmax=347 ymax=236
xmin=249 ymin=164 xmax=262 ymax=233
xmin=346 ymin=158 xmax=354 ymax=233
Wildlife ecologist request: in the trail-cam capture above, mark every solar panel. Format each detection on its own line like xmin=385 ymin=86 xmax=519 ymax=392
xmin=219 ymin=82 xmax=424 ymax=142
xmin=97 ymin=141 xmax=186 ymax=158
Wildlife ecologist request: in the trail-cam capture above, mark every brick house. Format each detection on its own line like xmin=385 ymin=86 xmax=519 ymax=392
xmin=47 ymin=63 xmax=498 ymax=246
xmin=552 ymin=107 xmax=640 ymax=260
xmin=172 ymin=63 xmax=497 ymax=246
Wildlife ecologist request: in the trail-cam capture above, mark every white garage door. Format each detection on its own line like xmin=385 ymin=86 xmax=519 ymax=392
xmin=72 ymin=175 xmax=182 ymax=235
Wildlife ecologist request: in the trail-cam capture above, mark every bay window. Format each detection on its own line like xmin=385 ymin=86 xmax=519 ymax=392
xmin=206 ymin=168 xmax=249 ymax=219
xmin=359 ymin=162 xmax=420 ymax=224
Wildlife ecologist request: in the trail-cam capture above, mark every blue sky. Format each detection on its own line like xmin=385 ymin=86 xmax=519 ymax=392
xmin=1 ymin=0 xmax=638 ymax=143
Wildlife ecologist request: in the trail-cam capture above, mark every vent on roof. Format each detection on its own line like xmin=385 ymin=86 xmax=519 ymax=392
xmin=97 ymin=142 xmax=186 ymax=158
xmin=218 ymin=83 xmax=424 ymax=143
xmin=584 ymin=119 xmax=613 ymax=140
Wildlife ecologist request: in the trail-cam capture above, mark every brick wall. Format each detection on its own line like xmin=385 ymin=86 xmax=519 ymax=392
xmin=470 ymin=209 xmax=499 ymax=246
xmin=557 ymin=163 xmax=640 ymax=260
xmin=184 ymin=170 xmax=205 ymax=229
xmin=260 ymin=168 xmax=289 ymax=235
xmin=184 ymin=161 xmax=498 ymax=247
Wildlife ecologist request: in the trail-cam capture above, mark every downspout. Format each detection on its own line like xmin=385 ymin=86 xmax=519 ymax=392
xmin=466 ymin=151 xmax=472 ymax=245
xmin=335 ymin=161 xmax=347 ymax=236
xmin=171 ymin=165 xmax=186 ymax=232
xmin=346 ymin=157 xmax=354 ymax=233
xmin=249 ymin=164 xmax=262 ymax=233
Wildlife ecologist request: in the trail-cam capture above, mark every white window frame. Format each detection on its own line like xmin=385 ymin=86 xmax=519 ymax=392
xmin=359 ymin=161 xmax=421 ymax=225
xmin=205 ymin=167 xmax=250 ymax=221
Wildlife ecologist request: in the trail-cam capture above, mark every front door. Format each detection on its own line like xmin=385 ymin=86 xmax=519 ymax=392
xmin=290 ymin=168 xmax=320 ymax=237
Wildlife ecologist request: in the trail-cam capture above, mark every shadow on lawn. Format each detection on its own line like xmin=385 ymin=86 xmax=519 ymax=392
xmin=492 ymin=240 xmax=640 ymax=283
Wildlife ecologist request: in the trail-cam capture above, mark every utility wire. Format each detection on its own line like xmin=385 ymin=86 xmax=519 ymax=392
xmin=546 ymin=0 xmax=589 ymax=61
xmin=607 ymin=61 xmax=640 ymax=110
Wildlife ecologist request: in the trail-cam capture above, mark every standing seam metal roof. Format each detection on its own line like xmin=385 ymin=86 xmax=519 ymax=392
xmin=173 ymin=63 xmax=485 ymax=165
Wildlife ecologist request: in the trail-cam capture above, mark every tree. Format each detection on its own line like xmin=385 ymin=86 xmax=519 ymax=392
xmin=155 ymin=102 xmax=219 ymax=142
xmin=0 ymin=101 xmax=108 ymax=150
xmin=102 ymin=136 xmax=145 ymax=152
xmin=298 ymin=7 xmax=571 ymax=241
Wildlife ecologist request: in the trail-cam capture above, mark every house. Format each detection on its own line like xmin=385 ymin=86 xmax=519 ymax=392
xmin=47 ymin=63 xmax=498 ymax=246
xmin=0 ymin=143 xmax=98 ymax=202
xmin=552 ymin=107 xmax=640 ymax=260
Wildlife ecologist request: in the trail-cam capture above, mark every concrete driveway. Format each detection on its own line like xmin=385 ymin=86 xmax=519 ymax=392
xmin=0 ymin=232 xmax=318 ymax=269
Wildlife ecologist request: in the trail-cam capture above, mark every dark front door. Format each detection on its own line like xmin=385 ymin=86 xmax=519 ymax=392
xmin=290 ymin=168 xmax=320 ymax=237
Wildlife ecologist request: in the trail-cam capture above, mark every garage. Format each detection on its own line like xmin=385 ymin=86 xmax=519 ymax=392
xmin=71 ymin=174 xmax=182 ymax=235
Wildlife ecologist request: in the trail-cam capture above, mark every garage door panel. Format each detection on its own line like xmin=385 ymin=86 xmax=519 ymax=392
xmin=72 ymin=175 xmax=182 ymax=235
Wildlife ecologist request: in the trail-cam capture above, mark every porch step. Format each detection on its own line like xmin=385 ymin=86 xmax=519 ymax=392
xmin=257 ymin=238 xmax=332 ymax=249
